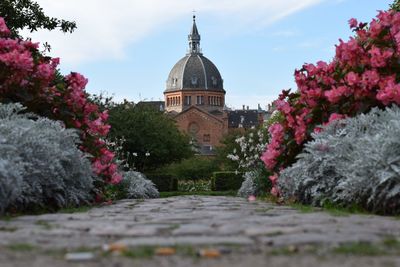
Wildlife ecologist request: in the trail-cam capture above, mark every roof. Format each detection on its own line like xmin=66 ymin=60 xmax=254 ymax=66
xmin=228 ymin=110 xmax=260 ymax=129
xmin=173 ymin=105 xmax=224 ymax=124
xmin=136 ymin=101 xmax=165 ymax=112
xmin=165 ymin=16 xmax=224 ymax=94
xmin=165 ymin=54 xmax=224 ymax=93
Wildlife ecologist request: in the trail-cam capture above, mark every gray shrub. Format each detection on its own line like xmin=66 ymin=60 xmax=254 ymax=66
xmin=0 ymin=103 xmax=94 ymax=213
xmin=279 ymin=106 xmax=400 ymax=215
xmin=118 ymin=171 xmax=159 ymax=199
xmin=238 ymin=171 xmax=258 ymax=198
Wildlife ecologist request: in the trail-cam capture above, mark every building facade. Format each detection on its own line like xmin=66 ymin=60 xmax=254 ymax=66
xmin=164 ymin=16 xmax=265 ymax=154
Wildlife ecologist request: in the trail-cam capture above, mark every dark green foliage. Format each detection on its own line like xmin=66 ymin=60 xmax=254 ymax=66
xmin=0 ymin=0 xmax=76 ymax=37
xmin=391 ymin=0 xmax=400 ymax=11
xmin=214 ymin=130 xmax=243 ymax=171
xmin=145 ymin=173 xmax=178 ymax=192
xmin=178 ymin=180 xmax=211 ymax=192
xmin=211 ymin=171 xmax=244 ymax=191
xmin=108 ymin=102 xmax=193 ymax=171
xmin=158 ymin=156 xmax=219 ymax=181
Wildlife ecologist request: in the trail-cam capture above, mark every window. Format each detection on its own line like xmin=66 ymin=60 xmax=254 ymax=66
xmin=185 ymin=96 xmax=192 ymax=106
xmin=211 ymin=76 xmax=218 ymax=86
xmin=189 ymin=122 xmax=199 ymax=135
xmin=191 ymin=76 xmax=198 ymax=85
xmin=203 ymin=134 xmax=210 ymax=142
xmin=172 ymin=78 xmax=177 ymax=86
xmin=196 ymin=95 xmax=204 ymax=105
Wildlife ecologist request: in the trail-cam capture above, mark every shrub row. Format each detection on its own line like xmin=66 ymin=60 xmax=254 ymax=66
xmin=211 ymin=171 xmax=244 ymax=191
xmin=279 ymin=106 xmax=400 ymax=215
xmin=145 ymin=173 xmax=178 ymax=192
xmin=0 ymin=103 xmax=94 ymax=214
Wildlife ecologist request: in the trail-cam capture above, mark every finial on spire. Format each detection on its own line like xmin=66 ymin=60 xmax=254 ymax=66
xmin=188 ymin=13 xmax=201 ymax=54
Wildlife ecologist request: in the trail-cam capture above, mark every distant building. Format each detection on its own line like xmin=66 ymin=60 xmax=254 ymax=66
xmin=137 ymin=101 xmax=165 ymax=112
xmin=161 ymin=16 xmax=267 ymax=154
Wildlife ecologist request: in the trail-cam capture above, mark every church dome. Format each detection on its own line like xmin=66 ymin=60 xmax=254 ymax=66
xmin=164 ymin=16 xmax=225 ymax=94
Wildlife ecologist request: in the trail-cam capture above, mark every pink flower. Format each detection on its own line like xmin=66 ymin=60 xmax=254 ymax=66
xmin=247 ymin=195 xmax=256 ymax=202
xmin=345 ymin=71 xmax=359 ymax=86
xmin=274 ymin=99 xmax=291 ymax=114
xmin=348 ymin=18 xmax=358 ymax=28
xmin=107 ymin=163 xmax=118 ymax=174
xmin=377 ymin=78 xmax=400 ymax=105
xmin=313 ymin=127 xmax=323 ymax=133
xmin=369 ymin=19 xmax=384 ymax=38
xmin=92 ymin=160 xmax=108 ymax=175
xmin=0 ymin=50 xmax=34 ymax=71
xmin=0 ymin=17 xmax=10 ymax=36
xmin=324 ymin=86 xmax=349 ymax=104
xmin=261 ymin=149 xmax=278 ymax=169
xmin=269 ymin=173 xmax=278 ymax=184
xmin=36 ymin=63 xmax=55 ymax=80
xmin=362 ymin=70 xmax=380 ymax=87
xmin=376 ymin=10 xmax=392 ymax=27
xmin=269 ymin=123 xmax=284 ymax=138
xmin=101 ymin=150 xmax=115 ymax=163
xmin=369 ymin=46 xmax=393 ymax=68
xmin=270 ymin=186 xmax=279 ymax=197
xmin=110 ymin=172 xmax=123 ymax=184
xmin=328 ymin=113 xmax=346 ymax=124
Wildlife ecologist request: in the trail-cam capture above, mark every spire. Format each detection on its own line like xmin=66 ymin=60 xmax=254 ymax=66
xmin=188 ymin=15 xmax=201 ymax=54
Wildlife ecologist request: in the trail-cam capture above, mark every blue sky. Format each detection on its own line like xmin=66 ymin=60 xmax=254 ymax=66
xmin=28 ymin=0 xmax=393 ymax=109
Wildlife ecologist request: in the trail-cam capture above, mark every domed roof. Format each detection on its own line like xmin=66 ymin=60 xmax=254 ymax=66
xmin=165 ymin=54 xmax=224 ymax=93
xmin=164 ymin=16 xmax=225 ymax=94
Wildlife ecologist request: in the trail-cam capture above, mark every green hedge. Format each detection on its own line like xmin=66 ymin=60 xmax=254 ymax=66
xmin=158 ymin=156 xmax=219 ymax=181
xmin=211 ymin=171 xmax=244 ymax=191
xmin=145 ymin=173 xmax=178 ymax=192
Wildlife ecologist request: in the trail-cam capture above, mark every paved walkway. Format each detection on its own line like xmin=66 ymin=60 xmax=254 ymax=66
xmin=0 ymin=196 xmax=399 ymax=267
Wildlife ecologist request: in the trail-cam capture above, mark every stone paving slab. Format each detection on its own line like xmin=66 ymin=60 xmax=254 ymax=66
xmin=0 ymin=195 xmax=399 ymax=267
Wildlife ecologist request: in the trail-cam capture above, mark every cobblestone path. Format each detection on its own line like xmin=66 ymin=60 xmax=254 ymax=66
xmin=0 ymin=196 xmax=399 ymax=267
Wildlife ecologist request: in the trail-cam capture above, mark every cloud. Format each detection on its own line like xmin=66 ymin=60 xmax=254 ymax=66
xmin=271 ymin=30 xmax=299 ymax=37
xmin=25 ymin=0 xmax=325 ymax=65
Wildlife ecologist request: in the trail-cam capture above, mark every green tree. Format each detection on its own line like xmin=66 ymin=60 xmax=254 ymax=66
xmin=108 ymin=101 xmax=193 ymax=172
xmin=0 ymin=0 xmax=76 ymax=37
xmin=214 ymin=129 xmax=243 ymax=171
xmin=391 ymin=0 xmax=400 ymax=11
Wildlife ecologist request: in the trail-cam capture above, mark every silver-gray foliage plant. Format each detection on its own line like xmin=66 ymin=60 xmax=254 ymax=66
xmin=118 ymin=171 xmax=159 ymax=199
xmin=0 ymin=103 xmax=94 ymax=213
xmin=279 ymin=106 xmax=400 ymax=215
xmin=238 ymin=171 xmax=258 ymax=198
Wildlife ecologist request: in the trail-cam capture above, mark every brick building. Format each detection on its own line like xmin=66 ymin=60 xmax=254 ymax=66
xmin=164 ymin=16 xmax=265 ymax=155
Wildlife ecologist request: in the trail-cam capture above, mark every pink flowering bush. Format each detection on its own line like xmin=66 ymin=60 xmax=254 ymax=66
xmin=0 ymin=17 xmax=121 ymax=194
xmin=261 ymin=8 xmax=400 ymax=195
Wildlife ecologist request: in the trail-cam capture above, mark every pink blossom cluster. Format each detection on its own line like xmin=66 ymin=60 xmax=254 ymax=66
xmin=0 ymin=17 xmax=122 ymax=187
xmin=260 ymin=123 xmax=284 ymax=169
xmin=261 ymin=9 xmax=400 ymax=196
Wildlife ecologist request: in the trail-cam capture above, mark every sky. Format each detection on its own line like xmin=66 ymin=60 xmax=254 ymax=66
xmin=25 ymin=0 xmax=394 ymax=110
